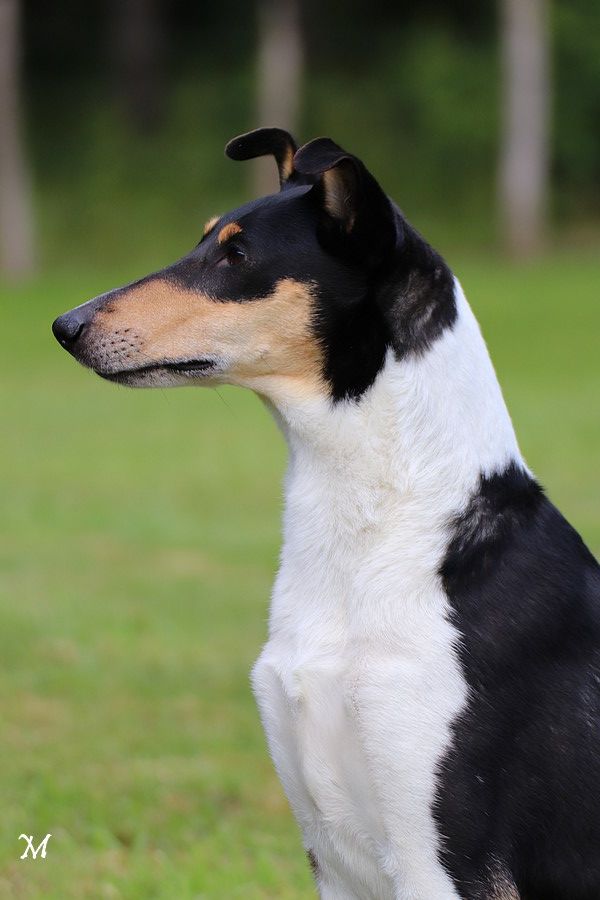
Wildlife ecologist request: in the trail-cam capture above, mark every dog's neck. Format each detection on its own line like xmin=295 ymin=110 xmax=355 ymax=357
xmin=268 ymin=281 xmax=522 ymax=549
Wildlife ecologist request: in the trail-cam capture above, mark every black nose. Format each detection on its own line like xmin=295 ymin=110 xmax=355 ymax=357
xmin=52 ymin=310 xmax=86 ymax=349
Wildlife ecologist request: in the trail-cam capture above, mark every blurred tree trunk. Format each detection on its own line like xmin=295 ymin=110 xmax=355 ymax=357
xmin=0 ymin=0 xmax=35 ymax=277
xmin=498 ymin=0 xmax=551 ymax=257
xmin=111 ymin=0 xmax=165 ymax=132
xmin=254 ymin=0 xmax=304 ymax=196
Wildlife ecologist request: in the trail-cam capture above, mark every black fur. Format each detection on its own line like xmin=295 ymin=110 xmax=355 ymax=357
xmin=293 ymin=137 xmax=398 ymax=269
xmin=291 ymin=136 xmax=457 ymax=396
xmin=225 ymin=127 xmax=297 ymax=168
xmin=377 ymin=213 xmax=456 ymax=361
xmin=310 ymin=212 xmax=456 ymax=400
xmin=436 ymin=462 xmax=600 ymax=899
xmin=224 ymin=127 xmax=313 ymax=190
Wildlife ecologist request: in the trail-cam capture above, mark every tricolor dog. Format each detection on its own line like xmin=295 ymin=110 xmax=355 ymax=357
xmin=52 ymin=129 xmax=600 ymax=899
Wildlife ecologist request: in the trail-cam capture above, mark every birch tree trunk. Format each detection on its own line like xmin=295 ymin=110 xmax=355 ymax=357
xmin=0 ymin=0 xmax=35 ymax=277
xmin=498 ymin=0 xmax=551 ymax=257
xmin=254 ymin=0 xmax=303 ymax=196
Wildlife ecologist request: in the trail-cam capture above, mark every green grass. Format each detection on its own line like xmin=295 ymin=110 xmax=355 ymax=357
xmin=1 ymin=249 xmax=599 ymax=898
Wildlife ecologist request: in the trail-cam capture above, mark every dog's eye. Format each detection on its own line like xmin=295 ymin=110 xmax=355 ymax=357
xmin=217 ymin=246 xmax=246 ymax=267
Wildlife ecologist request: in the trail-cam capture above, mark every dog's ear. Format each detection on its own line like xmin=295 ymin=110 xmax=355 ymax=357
xmin=293 ymin=137 xmax=397 ymax=268
xmin=225 ymin=128 xmax=298 ymax=189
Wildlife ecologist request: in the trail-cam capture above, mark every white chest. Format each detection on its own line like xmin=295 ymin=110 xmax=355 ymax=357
xmin=252 ymin=561 xmax=467 ymax=899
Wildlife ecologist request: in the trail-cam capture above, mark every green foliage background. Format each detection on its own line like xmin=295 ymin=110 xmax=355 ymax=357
xmin=24 ymin=0 xmax=600 ymax=270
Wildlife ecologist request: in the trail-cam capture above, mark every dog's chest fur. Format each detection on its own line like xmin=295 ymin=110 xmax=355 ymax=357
xmin=253 ymin=543 xmax=466 ymax=899
xmin=252 ymin=285 xmax=521 ymax=899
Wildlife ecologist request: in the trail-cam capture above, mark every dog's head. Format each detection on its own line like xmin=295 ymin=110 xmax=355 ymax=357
xmin=52 ymin=128 xmax=455 ymax=402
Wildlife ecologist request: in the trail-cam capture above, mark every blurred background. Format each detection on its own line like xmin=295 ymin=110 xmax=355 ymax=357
xmin=1 ymin=1 xmax=599 ymax=897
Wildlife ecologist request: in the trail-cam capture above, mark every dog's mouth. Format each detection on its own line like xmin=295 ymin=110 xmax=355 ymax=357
xmin=96 ymin=358 xmax=219 ymax=385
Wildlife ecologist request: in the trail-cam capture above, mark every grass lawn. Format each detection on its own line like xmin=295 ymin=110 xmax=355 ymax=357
xmin=1 ymin=250 xmax=599 ymax=898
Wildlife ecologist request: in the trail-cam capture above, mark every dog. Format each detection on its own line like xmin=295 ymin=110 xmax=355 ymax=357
xmin=52 ymin=128 xmax=600 ymax=900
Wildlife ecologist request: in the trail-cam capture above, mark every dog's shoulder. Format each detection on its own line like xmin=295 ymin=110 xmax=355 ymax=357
xmin=436 ymin=460 xmax=600 ymax=898
xmin=441 ymin=460 xmax=600 ymax=674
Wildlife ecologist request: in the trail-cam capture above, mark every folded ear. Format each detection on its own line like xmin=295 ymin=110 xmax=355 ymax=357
xmin=293 ymin=137 xmax=397 ymax=267
xmin=225 ymin=127 xmax=298 ymax=189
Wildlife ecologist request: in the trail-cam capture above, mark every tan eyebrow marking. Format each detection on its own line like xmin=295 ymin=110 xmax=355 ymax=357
xmin=217 ymin=222 xmax=243 ymax=244
xmin=203 ymin=215 xmax=220 ymax=237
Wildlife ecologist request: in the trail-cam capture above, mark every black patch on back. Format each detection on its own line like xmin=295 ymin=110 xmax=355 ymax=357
xmin=434 ymin=462 xmax=600 ymax=899
xmin=441 ymin=463 xmax=544 ymax=597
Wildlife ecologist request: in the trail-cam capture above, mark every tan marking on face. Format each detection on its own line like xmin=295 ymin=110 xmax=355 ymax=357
xmin=217 ymin=222 xmax=243 ymax=244
xmin=92 ymin=277 xmax=324 ymax=398
xmin=203 ymin=215 xmax=220 ymax=237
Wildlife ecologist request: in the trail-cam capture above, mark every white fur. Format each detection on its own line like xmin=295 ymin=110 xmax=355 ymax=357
xmin=252 ymin=281 xmax=522 ymax=899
